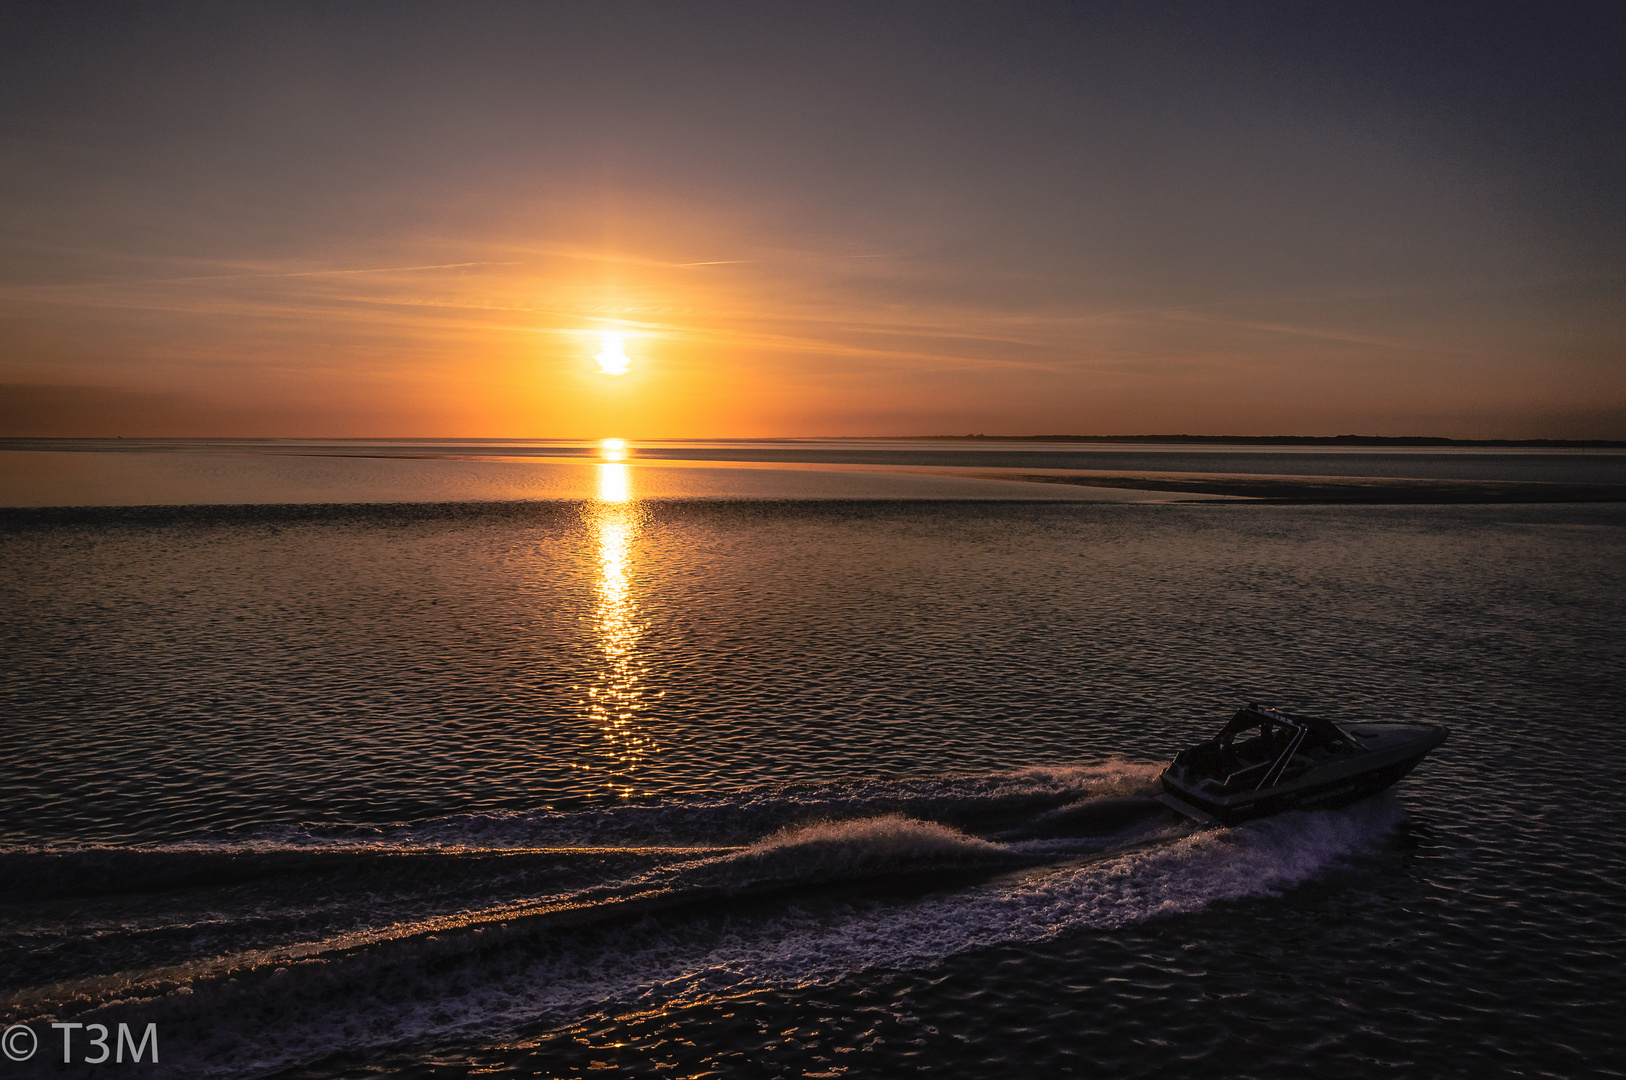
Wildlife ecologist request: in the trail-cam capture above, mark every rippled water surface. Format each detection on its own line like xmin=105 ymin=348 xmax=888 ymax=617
xmin=2 ymin=495 xmax=1624 ymax=1079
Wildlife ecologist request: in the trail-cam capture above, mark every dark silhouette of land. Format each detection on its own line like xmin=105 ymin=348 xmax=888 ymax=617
xmin=976 ymin=473 xmax=1626 ymax=504
xmin=885 ymin=434 xmax=1626 ymax=448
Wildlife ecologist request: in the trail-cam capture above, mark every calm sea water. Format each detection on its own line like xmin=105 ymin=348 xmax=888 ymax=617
xmin=5 ymin=439 xmax=1626 ymax=508
xmin=2 ymin=449 xmax=1624 ymax=1078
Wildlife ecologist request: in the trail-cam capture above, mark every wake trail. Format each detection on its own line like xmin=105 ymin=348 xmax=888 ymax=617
xmin=2 ymin=766 xmax=1410 ymax=1079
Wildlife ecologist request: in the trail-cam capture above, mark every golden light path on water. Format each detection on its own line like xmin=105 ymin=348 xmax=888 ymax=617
xmin=580 ymin=452 xmax=658 ymax=797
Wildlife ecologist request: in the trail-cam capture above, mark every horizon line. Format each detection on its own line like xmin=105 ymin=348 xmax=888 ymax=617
xmin=5 ymin=434 xmax=1626 ymax=449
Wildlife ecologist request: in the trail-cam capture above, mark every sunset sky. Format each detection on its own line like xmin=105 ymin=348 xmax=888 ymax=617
xmin=2 ymin=2 xmax=1623 ymax=438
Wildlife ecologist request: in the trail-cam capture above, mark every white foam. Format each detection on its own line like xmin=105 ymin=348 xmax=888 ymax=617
xmin=743 ymin=813 xmax=1001 ymax=862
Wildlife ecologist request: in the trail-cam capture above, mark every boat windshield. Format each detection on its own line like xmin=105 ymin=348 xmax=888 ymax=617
xmin=1187 ymin=705 xmax=1361 ymax=791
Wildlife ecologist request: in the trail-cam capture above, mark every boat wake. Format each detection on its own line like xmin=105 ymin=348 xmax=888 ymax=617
xmin=0 ymin=763 xmax=1409 ymax=1077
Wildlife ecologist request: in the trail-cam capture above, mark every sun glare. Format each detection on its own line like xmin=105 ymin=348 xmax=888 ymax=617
xmin=600 ymin=437 xmax=627 ymax=461
xmin=594 ymin=333 xmax=631 ymax=376
xmin=597 ymin=463 xmax=630 ymax=502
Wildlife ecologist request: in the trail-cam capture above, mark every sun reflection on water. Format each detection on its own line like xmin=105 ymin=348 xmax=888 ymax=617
xmin=597 ymin=462 xmax=629 ymax=503
xmin=580 ymin=461 xmax=657 ymax=797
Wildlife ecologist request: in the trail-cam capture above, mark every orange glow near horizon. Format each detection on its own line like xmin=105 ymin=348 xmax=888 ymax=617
xmin=4 ymin=227 xmax=1619 ymax=440
xmin=600 ymin=437 xmax=627 ymax=461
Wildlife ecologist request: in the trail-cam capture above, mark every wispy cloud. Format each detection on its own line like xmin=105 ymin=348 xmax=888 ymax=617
xmin=18 ymin=261 xmax=523 ymax=290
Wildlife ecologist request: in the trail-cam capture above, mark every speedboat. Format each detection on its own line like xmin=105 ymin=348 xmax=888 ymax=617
xmin=1156 ymin=703 xmax=1447 ymax=826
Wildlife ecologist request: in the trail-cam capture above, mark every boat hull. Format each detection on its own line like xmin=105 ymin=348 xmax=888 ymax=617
xmin=1158 ymin=722 xmax=1447 ymax=827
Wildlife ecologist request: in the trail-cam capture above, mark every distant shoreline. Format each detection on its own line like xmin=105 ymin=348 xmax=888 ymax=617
xmin=859 ymin=434 xmax=1626 ymax=448
xmin=982 ymin=472 xmax=1626 ymax=504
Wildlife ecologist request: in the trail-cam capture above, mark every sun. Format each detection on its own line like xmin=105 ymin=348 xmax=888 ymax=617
xmin=594 ymin=333 xmax=631 ymax=376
